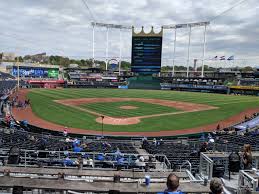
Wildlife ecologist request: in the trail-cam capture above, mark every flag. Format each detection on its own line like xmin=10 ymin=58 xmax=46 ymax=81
xmin=212 ymin=56 xmax=218 ymax=60
xmin=227 ymin=56 xmax=234 ymax=60
xmin=220 ymin=56 xmax=225 ymax=60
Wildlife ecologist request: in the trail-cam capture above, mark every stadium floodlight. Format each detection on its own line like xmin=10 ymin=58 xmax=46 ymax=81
xmin=91 ymin=22 xmax=131 ymax=73
xmin=188 ymin=21 xmax=210 ymax=27
xmin=163 ymin=21 xmax=210 ymax=78
xmin=91 ymin=22 xmax=132 ymax=29
xmin=175 ymin=24 xmax=188 ymax=29
xmin=162 ymin=21 xmax=210 ymax=29
xmin=163 ymin=23 xmax=187 ymax=29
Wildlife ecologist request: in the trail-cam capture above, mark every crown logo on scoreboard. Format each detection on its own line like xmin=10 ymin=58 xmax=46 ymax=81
xmin=132 ymin=26 xmax=163 ymax=37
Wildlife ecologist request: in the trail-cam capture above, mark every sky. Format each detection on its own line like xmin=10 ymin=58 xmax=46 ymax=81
xmin=0 ymin=0 xmax=258 ymax=67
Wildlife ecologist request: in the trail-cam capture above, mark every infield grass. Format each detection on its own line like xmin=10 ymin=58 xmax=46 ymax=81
xmin=80 ymin=101 xmax=180 ymax=117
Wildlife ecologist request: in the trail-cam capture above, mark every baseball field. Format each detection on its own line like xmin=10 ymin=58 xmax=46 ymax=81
xmin=12 ymin=88 xmax=259 ymax=136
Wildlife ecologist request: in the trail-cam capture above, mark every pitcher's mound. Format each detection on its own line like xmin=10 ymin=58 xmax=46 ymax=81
xmin=96 ymin=117 xmax=140 ymax=125
xmin=119 ymin=106 xmax=138 ymax=110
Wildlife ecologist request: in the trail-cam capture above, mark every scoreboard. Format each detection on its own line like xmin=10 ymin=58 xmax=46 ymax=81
xmin=131 ymin=32 xmax=163 ymax=74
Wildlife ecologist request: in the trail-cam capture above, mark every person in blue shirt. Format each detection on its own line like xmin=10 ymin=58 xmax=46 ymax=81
xmin=116 ymin=156 xmax=124 ymax=171
xmin=73 ymin=146 xmax=83 ymax=153
xmin=72 ymin=139 xmax=80 ymax=148
xmin=114 ymin=147 xmax=122 ymax=156
xmin=97 ymin=153 xmax=105 ymax=161
xmin=199 ymin=133 xmax=206 ymax=142
xmin=116 ymin=156 xmax=124 ymax=165
xmin=157 ymin=173 xmax=184 ymax=194
xmin=72 ymin=139 xmax=83 ymax=153
xmin=63 ymin=156 xmax=74 ymax=166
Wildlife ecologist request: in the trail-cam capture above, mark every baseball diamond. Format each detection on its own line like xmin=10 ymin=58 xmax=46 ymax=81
xmin=12 ymin=88 xmax=259 ymax=136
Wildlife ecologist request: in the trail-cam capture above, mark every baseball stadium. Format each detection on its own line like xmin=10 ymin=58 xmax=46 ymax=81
xmin=0 ymin=0 xmax=259 ymax=194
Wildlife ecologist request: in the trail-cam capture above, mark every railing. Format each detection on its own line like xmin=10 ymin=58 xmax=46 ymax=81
xmin=180 ymin=160 xmax=192 ymax=173
xmin=238 ymin=170 xmax=259 ymax=193
xmin=199 ymin=152 xmax=213 ymax=180
xmin=199 ymin=152 xmax=259 ymax=180
xmin=0 ymin=149 xmax=170 ymax=170
xmin=154 ymin=154 xmax=171 ymax=169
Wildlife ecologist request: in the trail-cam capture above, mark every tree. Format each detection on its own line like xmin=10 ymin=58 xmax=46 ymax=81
xmin=161 ymin=66 xmax=172 ymax=71
xmin=121 ymin=61 xmax=131 ymax=70
xmin=15 ymin=56 xmax=24 ymax=62
xmin=241 ymin=66 xmax=253 ymax=72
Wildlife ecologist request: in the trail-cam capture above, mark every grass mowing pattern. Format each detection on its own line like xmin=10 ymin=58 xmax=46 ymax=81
xmin=80 ymin=101 xmax=180 ymax=117
xmin=27 ymin=88 xmax=259 ymax=132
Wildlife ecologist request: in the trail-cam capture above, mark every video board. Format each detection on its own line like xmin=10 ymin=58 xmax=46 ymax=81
xmin=131 ymin=36 xmax=162 ymax=74
xmin=12 ymin=66 xmax=59 ymax=78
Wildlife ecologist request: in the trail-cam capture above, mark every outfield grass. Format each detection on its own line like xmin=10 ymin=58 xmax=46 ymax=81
xmin=80 ymin=101 xmax=179 ymax=117
xmin=27 ymin=88 xmax=259 ymax=132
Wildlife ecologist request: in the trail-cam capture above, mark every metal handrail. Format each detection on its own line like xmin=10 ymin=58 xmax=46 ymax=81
xmin=180 ymin=160 xmax=192 ymax=172
xmin=1 ymin=149 xmax=170 ymax=170
xmin=238 ymin=170 xmax=259 ymax=192
xmin=199 ymin=152 xmax=214 ymax=180
xmin=154 ymin=154 xmax=171 ymax=169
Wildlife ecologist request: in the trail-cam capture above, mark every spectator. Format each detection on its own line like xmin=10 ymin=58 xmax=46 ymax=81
xmin=9 ymin=121 xmax=14 ymax=129
xmin=164 ymin=173 xmax=183 ymax=194
xmin=159 ymin=139 xmax=164 ymax=145
xmin=153 ymin=138 xmax=157 ymax=146
xmin=114 ymin=147 xmax=123 ymax=160
xmin=134 ymin=156 xmax=146 ymax=169
xmin=116 ymin=156 xmax=124 ymax=170
xmin=210 ymin=178 xmax=223 ymax=194
xmin=65 ymin=137 xmax=73 ymax=143
xmin=199 ymin=142 xmax=208 ymax=155
xmin=242 ymin=144 xmax=252 ymax=170
xmin=142 ymin=137 xmax=148 ymax=149
xmin=199 ymin=133 xmax=206 ymax=142
xmin=216 ymin=124 xmax=220 ymax=131
xmin=103 ymin=142 xmax=112 ymax=150
xmin=97 ymin=153 xmax=105 ymax=161
xmin=63 ymin=128 xmax=68 ymax=137
xmin=75 ymin=155 xmax=83 ymax=170
xmin=73 ymin=145 xmax=83 ymax=153
xmin=72 ymin=139 xmax=80 ymax=147
xmin=208 ymin=136 xmax=215 ymax=144
xmin=83 ymin=154 xmax=94 ymax=168
xmin=63 ymin=156 xmax=74 ymax=166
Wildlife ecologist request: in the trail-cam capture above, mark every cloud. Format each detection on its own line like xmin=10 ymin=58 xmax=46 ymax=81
xmin=0 ymin=0 xmax=258 ymax=67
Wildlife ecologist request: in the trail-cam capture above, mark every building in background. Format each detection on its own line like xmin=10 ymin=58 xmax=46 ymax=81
xmin=23 ymin=52 xmax=49 ymax=63
xmin=1 ymin=52 xmax=15 ymax=61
